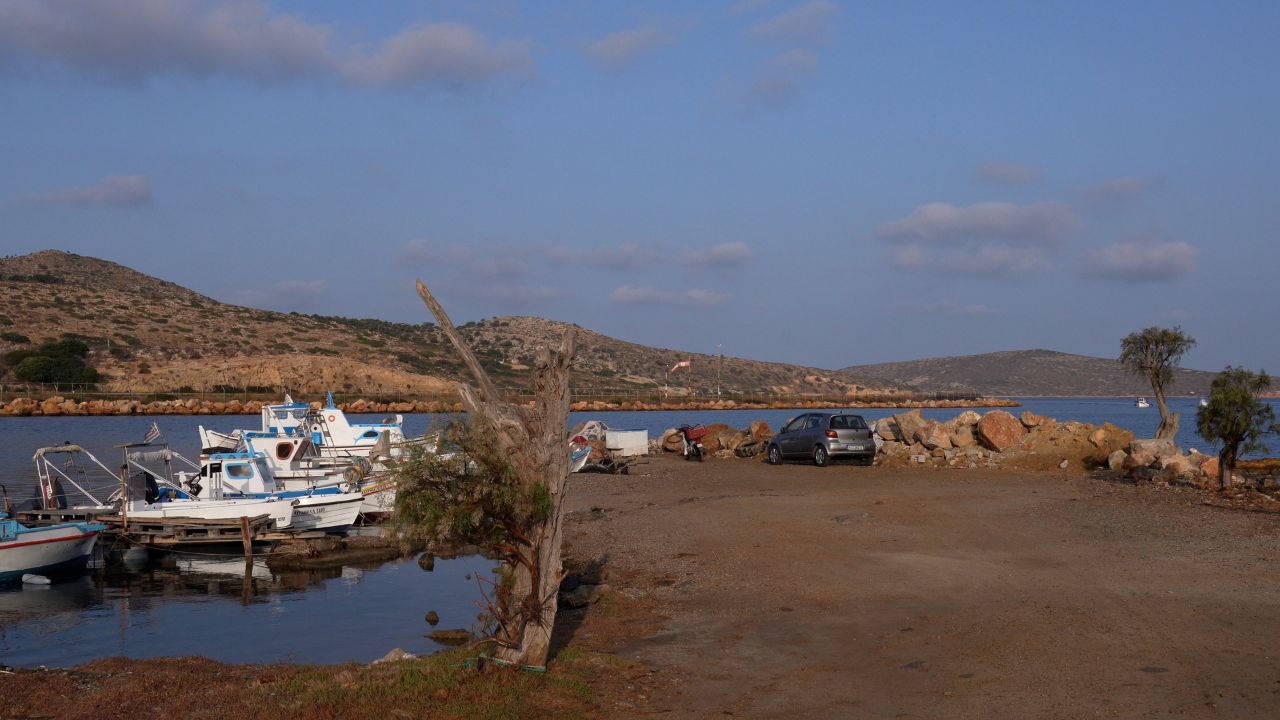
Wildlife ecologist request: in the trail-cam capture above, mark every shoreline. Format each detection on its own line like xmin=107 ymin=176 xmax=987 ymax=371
xmin=0 ymin=395 xmax=1021 ymax=417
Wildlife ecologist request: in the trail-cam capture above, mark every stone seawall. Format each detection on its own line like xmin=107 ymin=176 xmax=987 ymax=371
xmin=1 ymin=395 xmax=1019 ymax=417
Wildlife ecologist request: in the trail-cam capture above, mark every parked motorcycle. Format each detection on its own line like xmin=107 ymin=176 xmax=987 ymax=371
xmin=677 ymin=424 xmax=707 ymax=462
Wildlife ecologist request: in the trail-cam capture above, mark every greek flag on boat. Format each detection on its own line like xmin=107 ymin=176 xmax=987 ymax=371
xmin=143 ymin=421 xmax=162 ymax=444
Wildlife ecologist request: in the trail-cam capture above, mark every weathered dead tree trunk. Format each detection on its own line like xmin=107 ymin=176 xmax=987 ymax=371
xmin=416 ymin=279 xmax=575 ymax=669
xmin=1154 ymin=391 xmax=1180 ymax=440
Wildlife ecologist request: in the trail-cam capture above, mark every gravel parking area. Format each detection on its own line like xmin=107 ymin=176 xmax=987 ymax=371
xmin=560 ymin=454 xmax=1280 ymax=719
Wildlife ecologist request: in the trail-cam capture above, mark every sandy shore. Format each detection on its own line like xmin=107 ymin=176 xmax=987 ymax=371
xmin=559 ymin=454 xmax=1280 ymax=719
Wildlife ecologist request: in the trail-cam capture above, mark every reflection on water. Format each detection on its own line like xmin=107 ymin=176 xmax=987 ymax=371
xmin=0 ymin=549 xmax=495 ymax=668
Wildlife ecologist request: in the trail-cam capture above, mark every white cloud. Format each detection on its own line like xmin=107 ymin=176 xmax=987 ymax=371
xmin=976 ymin=162 xmax=1042 ymax=185
xmin=953 ymin=246 xmax=1048 ymax=275
xmin=581 ymin=22 xmax=673 ymax=71
xmin=889 ymin=243 xmax=1047 ymax=276
xmin=747 ymin=1 xmax=839 ymax=47
xmin=398 ymin=239 xmax=534 ymax=281
xmin=889 ymin=245 xmax=929 ymax=272
xmin=397 ymin=239 xmax=470 ymax=264
xmin=876 ymin=201 xmax=1080 ymax=246
xmin=451 ymin=283 xmax=568 ymax=304
xmin=687 ymin=241 xmax=753 ymax=267
xmin=730 ymin=0 xmax=779 ymax=15
xmin=343 ymin=22 xmax=533 ymax=89
xmin=1086 ymin=240 xmax=1198 ymax=282
xmin=591 ymin=242 xmax=660 ymax=270
xmin=0 ymin=0 xmax=532 ymax=89
xmin=1085 ymin=176 xmax=1145 ymax=207
xmin=609 ymin=285 xmax=730 ymax=307
xmin=230 ymin=278 xmax=326 ymax=309
xmin=732 ymin=48 xmax=819 ymax=110
xmin=23 ymin=175 xmax=152 ymax=207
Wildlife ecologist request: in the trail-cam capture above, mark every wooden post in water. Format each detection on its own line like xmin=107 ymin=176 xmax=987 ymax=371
xmin=118 ymin=465 xmax=129 ymax=532
xmin=239 ymin=516 xmax=252 ymax=558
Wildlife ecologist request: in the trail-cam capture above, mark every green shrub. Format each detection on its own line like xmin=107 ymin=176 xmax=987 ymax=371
xmin=1 ymin=332 xmax=30 ymax=344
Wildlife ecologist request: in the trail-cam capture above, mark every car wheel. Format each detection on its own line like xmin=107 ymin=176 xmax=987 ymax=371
xmin=813 ymin=445 xmax=829 ymax=467
xmin=767 ymin=445 xmax=782 ymax=465
xmin=858 ymin=455 xmax=874 ymax=467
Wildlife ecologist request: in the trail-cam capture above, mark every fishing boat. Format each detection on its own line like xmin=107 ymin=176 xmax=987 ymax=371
xmin=1135 ymin=397 xmax=1151 ymax=408
xmin=1 ymin=514 xmax=106 ymax=583
xmin=181 ymin=452 xmax=364 ymax=532
xmin=33 ymin=444 xmax=296 ymax=530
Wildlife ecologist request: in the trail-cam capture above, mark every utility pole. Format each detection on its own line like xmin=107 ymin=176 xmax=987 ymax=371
xmin=716 ymin=344 xmax=723 ymax=397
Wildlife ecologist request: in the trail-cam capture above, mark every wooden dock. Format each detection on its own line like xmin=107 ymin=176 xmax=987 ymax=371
xmin=13 ymin=510 xmax=325 ymax=554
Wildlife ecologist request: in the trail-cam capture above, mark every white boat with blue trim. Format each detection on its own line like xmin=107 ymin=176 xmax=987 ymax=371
xmin=33 ymin=443 xmax=296 ymax=530
xmin=1 ymin=513 xmax=106 ymax=583
xmin=179 ymin=451 xmax=364 ymax=532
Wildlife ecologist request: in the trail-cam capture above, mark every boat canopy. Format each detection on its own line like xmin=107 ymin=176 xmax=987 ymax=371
xmin=32 ymin=445 xmax=86 ymax=460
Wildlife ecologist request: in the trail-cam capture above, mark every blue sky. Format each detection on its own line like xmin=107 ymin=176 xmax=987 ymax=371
xmin=2 ymin=1 xmax=1277 ymax=372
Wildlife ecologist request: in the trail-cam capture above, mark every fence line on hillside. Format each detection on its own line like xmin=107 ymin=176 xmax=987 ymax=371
xmin=0 ymin=381 xmax=986 ymax=406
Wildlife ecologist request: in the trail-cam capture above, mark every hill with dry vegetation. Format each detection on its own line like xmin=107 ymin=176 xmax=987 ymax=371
xmin=842 ymin=349 xmax=1217 ymax=397
xmin=0 ymin=250 xmax=893 ymax=398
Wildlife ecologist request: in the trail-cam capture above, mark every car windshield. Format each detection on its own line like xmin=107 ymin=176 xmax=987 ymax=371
xmin=830 ymin=415 xmax=867 ymax=430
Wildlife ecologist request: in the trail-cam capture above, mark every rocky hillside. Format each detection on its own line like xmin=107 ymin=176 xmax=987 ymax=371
xmin=842 ymin=349 xmax=1216 ymax=397
xmin=0 ymin=250 xmax=895 ymax=398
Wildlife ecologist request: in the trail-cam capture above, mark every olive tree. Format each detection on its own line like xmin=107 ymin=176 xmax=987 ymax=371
xmin=396 ymin=279 xmax=575 ymax=671
xmin=1120 ymin=326 xmax=1196 ymax=440
xmin=1196 ymin=367 xmax=1278 ymax=489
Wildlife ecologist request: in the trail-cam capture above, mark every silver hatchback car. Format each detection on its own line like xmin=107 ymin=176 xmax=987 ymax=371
xmin=766 ymin=412 xmax=875 ymax=466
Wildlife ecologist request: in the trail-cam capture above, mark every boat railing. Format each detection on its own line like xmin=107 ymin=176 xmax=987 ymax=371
xmin=32 ymin=445 xmax=120 ymax=508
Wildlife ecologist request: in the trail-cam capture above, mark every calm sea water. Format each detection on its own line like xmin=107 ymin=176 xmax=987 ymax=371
xmin=0 ymin=552 xmax=494 ymax=667
xmin=2 ymin=396 xmax=1275 ymax=668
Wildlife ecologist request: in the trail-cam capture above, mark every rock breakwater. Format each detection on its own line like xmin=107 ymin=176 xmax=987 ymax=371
xmin=2 ymin=395 xmax=1017 ymax=417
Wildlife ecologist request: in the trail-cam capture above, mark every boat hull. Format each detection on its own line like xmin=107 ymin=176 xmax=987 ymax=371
xmin=0 ymin=526 xmax=100 ymax=582
xmin=125 ymin=499 xmax=295 ymax=529
xmin=358 ymin=478 xmax=397 ymax=516
xmin=289 ymin=493 xmax=365 ymax=532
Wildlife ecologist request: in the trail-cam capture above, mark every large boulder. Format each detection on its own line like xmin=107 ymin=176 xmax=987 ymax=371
xmin=951 ymin=425 xmax=977 ymax=448
xmin=660 ymin=428 xmax=684 ymax=453
xmin=1020 ymin=411 xmax=1047 ymax=428
xmin=1198 ymin=455 xmax=1221 ymax=481
xmin=700 ymin=423 xmax=734 ymax=452
xmin=874 ymin=417 xmax=901 ymax=442
xmin=893 ymin=410 xmax=928 ymax=445
xmin=954 ymin=410 xmax=981 ymax=426
xmin=915 ymin=421 xmax=953 ymax=451
xmin=1158 ymin=453 xmax=1196 ymax=476
xmin=976 ymin=411 xmax=1026 ymax=452
xmin=1129 ymin=439 xmax=1180 ymax=466
xmin=1123 ymin=451 xmax=1155 ymax=472
xmin=1107 ymin=449 xmax=1128 ymax=472
xmin=748 ymin=420 xmax=773 ymax=440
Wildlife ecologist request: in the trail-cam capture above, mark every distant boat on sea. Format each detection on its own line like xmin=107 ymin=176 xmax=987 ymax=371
xmin=1135 ymin=397 xmax=1151 ymax=408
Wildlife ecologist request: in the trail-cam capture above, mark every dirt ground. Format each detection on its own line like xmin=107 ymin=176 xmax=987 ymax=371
xmin=558 ymin=454 xmax=1280 ymax=719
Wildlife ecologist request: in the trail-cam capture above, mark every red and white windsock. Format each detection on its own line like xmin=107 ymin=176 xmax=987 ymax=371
xmin=670 ymin=359 xmax=692 ymax=373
